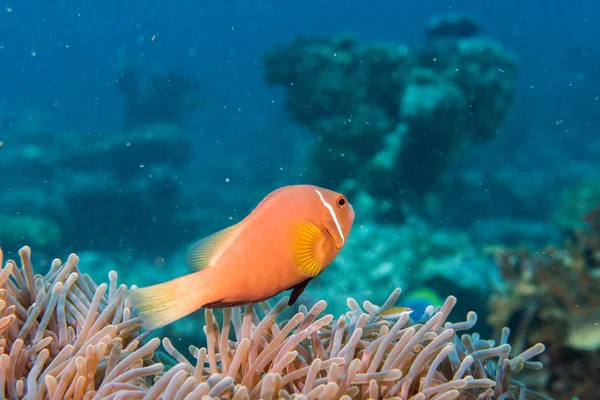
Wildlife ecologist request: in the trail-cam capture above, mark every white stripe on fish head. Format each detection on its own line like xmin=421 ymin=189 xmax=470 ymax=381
xmin=314 ymin=189 xmax=345 ymax=246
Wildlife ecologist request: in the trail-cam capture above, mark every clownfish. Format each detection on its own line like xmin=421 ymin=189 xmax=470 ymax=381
xmin=131 ymin=184 xmax=355 ymax=330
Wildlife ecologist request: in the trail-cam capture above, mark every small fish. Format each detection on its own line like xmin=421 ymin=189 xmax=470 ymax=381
xmin=401 ymin=288 xmax=443 ymax=318
xmin=131 ymin=184 xmax=355 ymax=330
xmin=377 ymin=306 xmax=413 ymax=320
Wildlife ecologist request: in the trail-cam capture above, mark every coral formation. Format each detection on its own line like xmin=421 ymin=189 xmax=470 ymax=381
xmin=0 ymin=215 xmax=61 ymax=252
xmin=425 ymin=13 xmax=482 ymax=40
xmin=552 ymin=176 xmax=600 ymax=231
xmin=0 ymin=245 xmax=547 ymax=399
xmin=0 ymin=61 xmax=208 ymax=257
xmin=117 ymin=65 xmax=203 ymax=130
xmin=306 ymin=219 xmax=497 ymax=325
xmin=0 ymin=122 xmax=197 ymax=254
xmin=262 ymin=13 xmax=519 ymax=220
xmin=488 ymin=206 xmax=600 ymax=399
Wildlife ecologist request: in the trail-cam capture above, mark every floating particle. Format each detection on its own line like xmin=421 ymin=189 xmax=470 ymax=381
xmin=154 ymin=257 xmax=165 ymax=268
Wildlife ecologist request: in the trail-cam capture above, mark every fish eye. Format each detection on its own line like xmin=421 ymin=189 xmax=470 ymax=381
xmin=337 ymin=198 xmax=346 ymax=207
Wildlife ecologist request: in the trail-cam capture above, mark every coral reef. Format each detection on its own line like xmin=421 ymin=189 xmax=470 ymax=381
xmin=0 ymin=59 xmax=210 ymax=257
xmin=488 ymin=206 xmax=600 ymax=399
xmin=552 ymin=176 xmax=600 ymax=231
xmin=425 ymin=13 xmax=482 ymax=40
xmin=116 ymin=65 xmax=203 ymax=130
xmin=262 ymin=13 xmax=518 ymax=220
xmin=0 ymin=121 xmax=199 ymax=255
xmin=306 ymin=219 xmax=498 ymax=326
xmin=428 ymin=139 xmax=599 ymax=249
xmin=0 ymin=215 xmax=61 ymax=253
xmin=0 ymin=245 xmax=547 ymax=399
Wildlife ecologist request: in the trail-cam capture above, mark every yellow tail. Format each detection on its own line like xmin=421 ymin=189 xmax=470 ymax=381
xmin=130 ymin=272 xmax=208 ymax=330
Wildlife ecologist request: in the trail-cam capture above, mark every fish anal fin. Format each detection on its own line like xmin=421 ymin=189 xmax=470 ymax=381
xmin=291 ymin=220 xmax=326 ymax=277
xmin=202 ymin=299 xmax=248 ymax=309
xmin=186 ymin=225 xmax=236 ymax=271
xmin=289 ymin=278 xmax=312 ymax=306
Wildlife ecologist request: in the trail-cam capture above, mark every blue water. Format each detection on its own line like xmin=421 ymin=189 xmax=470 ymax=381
xmin=3 ymin=1 xmax=598 ymax=132
xmin=3 ymin=2 xmax=598 ymax=210
xmin=1 ymin=2 xmax=599 ymax=398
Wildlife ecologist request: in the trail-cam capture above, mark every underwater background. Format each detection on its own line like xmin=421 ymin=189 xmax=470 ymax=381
xmin=1 ymin=1 xmax=599 ymax=398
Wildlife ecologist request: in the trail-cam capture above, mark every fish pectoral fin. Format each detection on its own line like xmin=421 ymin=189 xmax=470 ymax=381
xmin=291 ymin=220 xmax=326 ymax=277
xmin=288 ymin=278 xmax=312 ymax=306
xmin=186 ymin=225 xmax=236 ymax=271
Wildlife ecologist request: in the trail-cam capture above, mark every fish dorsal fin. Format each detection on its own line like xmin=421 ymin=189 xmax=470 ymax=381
xmin=186 ymin=225 xmax=236 ymax=271
xmin=251 ymin=187 xmax=286 ymax=214
xmin=291 ymin=220 xmax=327 ymax=277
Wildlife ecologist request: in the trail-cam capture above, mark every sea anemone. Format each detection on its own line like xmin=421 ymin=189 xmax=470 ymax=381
xmin=0 ymin=246 xmax=546 ymax=399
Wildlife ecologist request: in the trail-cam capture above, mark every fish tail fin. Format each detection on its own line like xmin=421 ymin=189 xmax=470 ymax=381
xmin=130 ymin=272 xmax=208 ymax=331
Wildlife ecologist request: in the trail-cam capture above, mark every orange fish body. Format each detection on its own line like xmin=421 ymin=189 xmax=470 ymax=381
xmin=132 ymin=184 xmax=355 ymax=330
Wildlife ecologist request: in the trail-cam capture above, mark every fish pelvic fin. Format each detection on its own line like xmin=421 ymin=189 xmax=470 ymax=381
xmin=289 ymin=277 xmax=312 ymax=306
xmin=131 ymin=273 xmax=206 ymax=331
xmin=186 ymin=225 xmax=237 ymax=271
